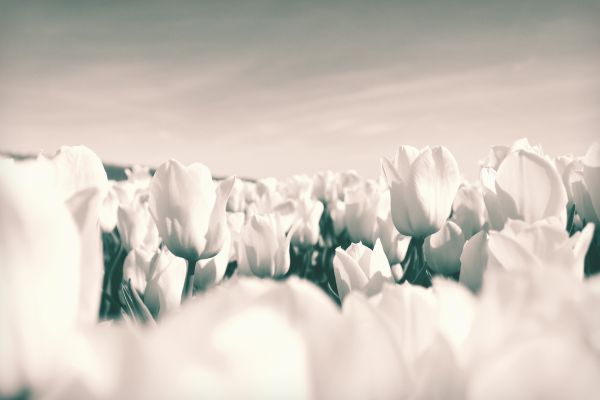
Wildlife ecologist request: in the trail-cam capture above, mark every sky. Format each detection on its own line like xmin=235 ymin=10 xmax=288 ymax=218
xmin=0 ymin=0 xmax=599 ymax=180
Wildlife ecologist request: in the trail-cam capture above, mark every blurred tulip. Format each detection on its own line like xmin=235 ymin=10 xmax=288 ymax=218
xmin=333 ymin=239 xmax=393 ymax=301
xmin=336 ymin=170 xmax=361 ymax=201
xmin=459 ymin=230 xmax=490 ymax=292
xmin=144 ymin=248 xmax=187 ymax=318
xmin=282 ymin=174 xmax=313 ymax=200
xmin=117 ymin=201 xmax=160 ymax=252
xmin=570 ymin=171 xmax=600 ymax=224
xmin=467 ymin=333 xmax=600 ymax=399
xmin=65 ymin=186 xmax=105 ymax=325
xmin=328 ymin=199 xmax=347 ymax=237
xmin=194 ymin=228 xmax=232 ymax=291
xmin=312 ymin=170 xmax=338 ymax=203
xmin=99 ymin=182 xmax=119 ymax=232
xmin=149 ymin=159 xmax=235 ymax=262
xmin=344 ymin=180 xmax=384 ymax=245
xmin=41 ymin=145 xmax=108 ymax=206
xmin=460 ymin=218 xmax=594 ymax=292
xmin=291 ymin=198 xmax=324 ymax=248
xmin=424 ymin=220 xmax=465 ymax=276
xmin=226 ymin=211 xmax=246 ymax=263
xmin=124 ymin=165 xmax=152 ymax=189
xmin=122 ymin=248 xmax=154 ymax=294
xmin=482 ymin=150 xmax=568 ymax=229
xmin=583 ymin=142 xmax=600 ymax=220
xmin=0 ymin=162 xmax=80 ymax=397
xmin=451 ymin=182 xmax=486 ymax=239
xmin=240 ymin=214 xmax=296 ymax=278
xmin=339 ymin=293 xmax=410 ymax=399
xmin=226 ymin=178 xmax=247 ymax=213
xmin=383 ymin=145 xmax=461 ymax=238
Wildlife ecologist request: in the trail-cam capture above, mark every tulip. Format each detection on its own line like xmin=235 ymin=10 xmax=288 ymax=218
xmin=336 ymin=170 xmax=361 ymax=201
xmin=149 ymin=159 xmax=235 ymax=301
xmin=312 ymin=170 xmax=338 ymax=203
xmin=99 ymin=182 xmax=119 ymax=233
xmin=583 ymin=142 xmax=600 ymax=220
xmin=282 ymin=174 xmax=313 ymax=200
xmin=344 ymin=180 xmax=384 ymax=245
xmin=328 ymin=199 xmax=347 ymax=237
xmin=65 ymin=186 xmax=105 ymax=325
xmin=240 ymin=214 xmax=296 ymax=278
xmin=482 ymin=150 xmax=568 ymax=229
xmin=41 ymin=145 xmax=108 ymax=206
xmin=333 ymin=239 xmax=394 ymax=301
xmin=122 ymin=248 xmax=155 ymax=294
xmin=382 ymin=145 xmax=461 ymax=239
xmin=226 ymin=178 xmax=247 ymax=213
xmin=117 ymin=201 xmax=160 ymax=252
xmin=424 ymin=220 xmax=465 ymax=276
xmin=143 ymin=248 xmax=187 ymax=318
xmin=290 ymin=198 xmax=324 ymax=248
xmin=570 ymin=171 xmax=600 ymax=224
xmin=226 ymin=211 xmax=246 ymax=263
xmin=451 ymin=182 xmax=486 ymax=239
xmin=0 ymin=162 xmax=80 ymax=397
xmin=459 ymin=218 xmax=594 ymax=292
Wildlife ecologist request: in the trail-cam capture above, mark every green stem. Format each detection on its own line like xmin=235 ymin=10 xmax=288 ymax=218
xmin=181 ymin=259 xmax=196 ymax=303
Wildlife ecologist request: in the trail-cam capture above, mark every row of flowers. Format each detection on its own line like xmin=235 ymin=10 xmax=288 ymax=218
xmin=1 ymin=139 xmax=599 ymax=398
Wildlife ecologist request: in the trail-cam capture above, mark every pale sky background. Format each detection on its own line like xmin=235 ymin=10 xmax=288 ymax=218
xmin=0 ymin=0 xmax=598 ymax=180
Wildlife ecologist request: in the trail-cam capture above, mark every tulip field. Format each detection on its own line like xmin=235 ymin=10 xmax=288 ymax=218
xmin=1 ymin=139 xmax=600 ymax=399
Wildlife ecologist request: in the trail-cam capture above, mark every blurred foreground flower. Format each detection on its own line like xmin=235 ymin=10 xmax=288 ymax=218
xmin=0 ymin=162 xmax=81 ymax=398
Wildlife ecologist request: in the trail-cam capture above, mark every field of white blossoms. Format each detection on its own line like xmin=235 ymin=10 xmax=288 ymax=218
xmin=1 ymin=138 xmax=600 ymax=399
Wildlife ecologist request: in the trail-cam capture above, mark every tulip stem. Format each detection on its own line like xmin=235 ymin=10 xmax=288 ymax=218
xmin=181 ymin=259 xmax=196 ymax=303
xmin=399 ymin=237 xmax=431 ymax=287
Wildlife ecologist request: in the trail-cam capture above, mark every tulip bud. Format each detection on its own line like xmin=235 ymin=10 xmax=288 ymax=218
xmin=241 ymin=214 xmax=296 ymax=278
xmin=424 ymin=221 xmax=465 ymax=276
xmin=148 ymin=159 xmax=235 ymax=262
xmin=333 ymin=239 xmax=394 ymax=301
xmin=291 ymin=198 xmax=324 ymax=248
xmin=382 ymin=146 xmax=461 ymax=238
